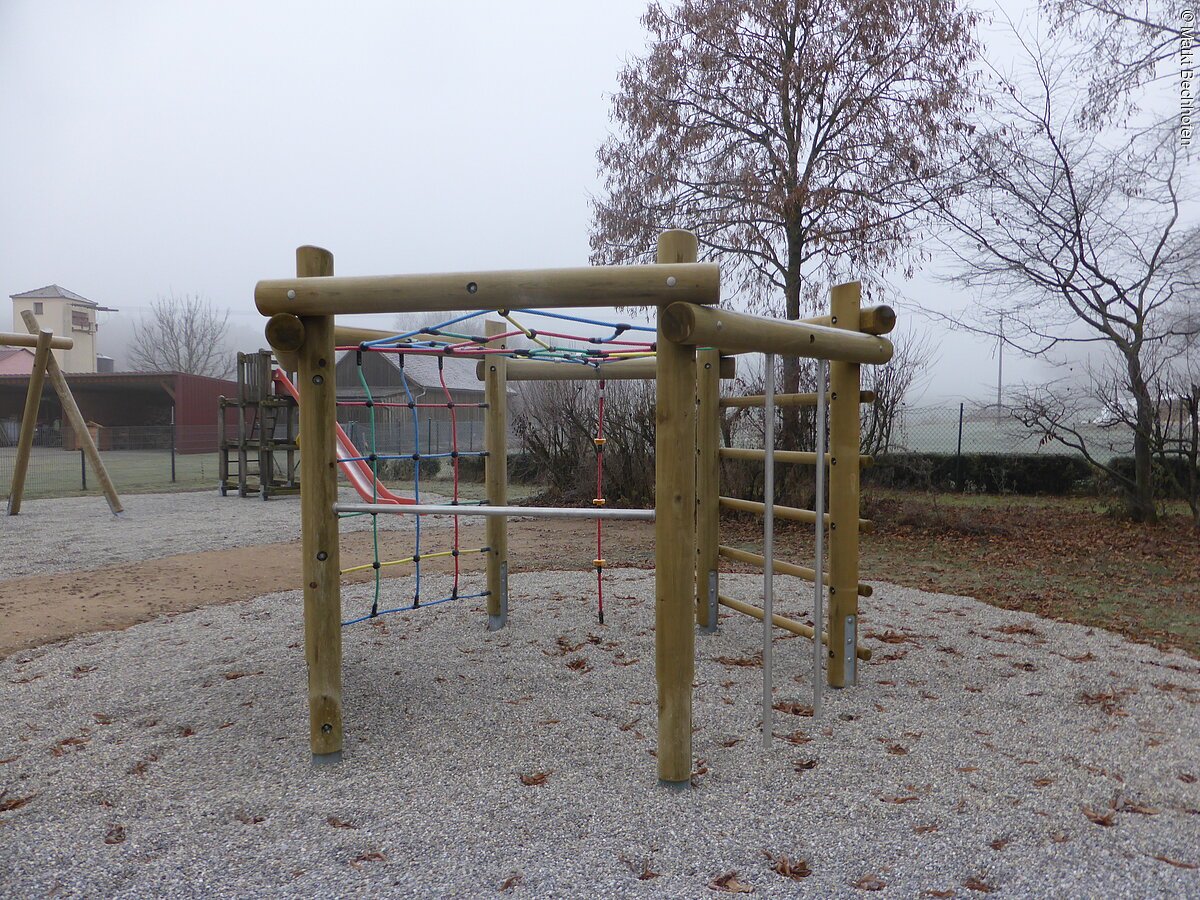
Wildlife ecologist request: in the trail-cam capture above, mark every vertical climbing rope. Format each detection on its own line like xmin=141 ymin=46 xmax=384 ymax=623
xmin=593 ymin=378 xmax=607 ymax=625
xmin=436 ymin=356 xmax=462 ymax=601
xmin=355 ymin=350 xmax=383 ymax=617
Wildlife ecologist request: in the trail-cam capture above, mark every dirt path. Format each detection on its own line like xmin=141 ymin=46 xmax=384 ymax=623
xmin=0 ymin=519 xmax=656 ymax=658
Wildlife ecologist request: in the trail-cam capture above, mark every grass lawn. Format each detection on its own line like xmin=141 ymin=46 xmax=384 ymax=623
xmin=724 ymin=488 xmax=1200 ymax=658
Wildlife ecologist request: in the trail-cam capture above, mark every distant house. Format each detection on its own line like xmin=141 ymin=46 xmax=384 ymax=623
xmin=9 ymin=284 xmax=117 ymax=374
xmin=0 ymin=347 xmax=35 ymax=376
xmin=334 ymin=350 xmax=512 ymax=455
xmin=0 ymin=371 xmax=236 ymax=453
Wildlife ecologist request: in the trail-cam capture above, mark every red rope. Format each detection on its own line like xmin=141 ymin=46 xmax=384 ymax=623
xmin=594 ymin=379 xmax=607 ymax=625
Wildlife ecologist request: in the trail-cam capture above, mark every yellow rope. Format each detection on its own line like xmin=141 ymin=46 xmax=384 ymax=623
xmin=501 ymin=311 xmax=554 ymax=351
xmin=340 ymin=547 xmax=488 ymax=576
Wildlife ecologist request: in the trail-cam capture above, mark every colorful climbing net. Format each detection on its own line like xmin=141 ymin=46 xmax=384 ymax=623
xmin=334 ymin=308 xmax=657 ymax=627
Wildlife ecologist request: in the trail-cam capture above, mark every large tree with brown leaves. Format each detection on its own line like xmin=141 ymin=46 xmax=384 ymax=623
xmin=590 ymin=0 xmax=979 ymax=441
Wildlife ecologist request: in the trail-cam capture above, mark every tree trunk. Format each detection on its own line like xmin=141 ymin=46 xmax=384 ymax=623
xmin=1127 ymin=353 xmax=1158 ymax=523
xmin=779 ymin=228 xmax=803 ymax=450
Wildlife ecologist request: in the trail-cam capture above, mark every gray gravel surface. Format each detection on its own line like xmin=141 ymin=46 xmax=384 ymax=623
xmin=0 ymin=489 xmax=459 ymax=580
xmin=2 ymin=570 xmax=1198 ymax=898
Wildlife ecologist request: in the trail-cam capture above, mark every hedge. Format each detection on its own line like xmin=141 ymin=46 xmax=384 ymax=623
xmin=866 ymin=453 xmax=1095 ymax=495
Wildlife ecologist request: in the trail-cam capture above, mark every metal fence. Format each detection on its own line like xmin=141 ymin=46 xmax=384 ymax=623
xmin=0 ymin=424 xmax=220 ymax=502
xmin=888 ymin=404 xmax=1134 ymax=463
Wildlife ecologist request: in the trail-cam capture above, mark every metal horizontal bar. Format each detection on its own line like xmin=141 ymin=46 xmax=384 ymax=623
xmin=334 ymin=503 xmax=655 ymax=521
xmin=717 ymin=595 xmax=872 ymax=661
xmin=718 ymin=544 xmax=872 ymax=597
xmin=0 ymin=331 xmax=73 ymax=351
xmin=719 ymin=390 xmax=875 ymax=409
xmin=718 ymin=496 xmax=874 ymax=533
xmin=719 ymin=447 xmax=873 ymax=467
xmin=662 ymin=303 xmax=893 ymax=364
xmin=256 ymin=263 xmax=720 ymax=316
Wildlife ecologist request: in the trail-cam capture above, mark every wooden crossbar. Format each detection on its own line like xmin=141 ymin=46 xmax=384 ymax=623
xmin=718 ymin=544 xmax=872 ymax=597
xmin=717 ymin=594 xmax=872 ymax=661
xmin=719 ymin=447 xmax=873 ymax=467
xmin=256 ymin=262 xmax=720 ymax=316
xmin=720 ymin=390 xmax=875 ymax=409
xmin=718 ymin=496 xmax=873 ymax=533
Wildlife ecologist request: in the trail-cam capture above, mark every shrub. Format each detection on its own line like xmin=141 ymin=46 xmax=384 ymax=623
xmin=866 ymin=453 xmax=1094 ymax=495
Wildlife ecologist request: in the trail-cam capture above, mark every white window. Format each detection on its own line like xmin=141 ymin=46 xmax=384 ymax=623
xmin=33 ymin=301 xmax=43 ymax=315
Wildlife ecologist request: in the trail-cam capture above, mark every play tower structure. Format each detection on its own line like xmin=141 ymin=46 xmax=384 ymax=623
xmin=257 ymin=230 xmax=895 ymax=786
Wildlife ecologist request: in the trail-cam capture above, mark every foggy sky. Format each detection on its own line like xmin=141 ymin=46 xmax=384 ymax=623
xmin=0 ymin=0 xmax=1132 ymax=404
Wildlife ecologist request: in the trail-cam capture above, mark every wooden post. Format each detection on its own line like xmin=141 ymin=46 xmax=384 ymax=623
xmin=695 ymin=347 xmax=720 ymax=631
xmin=296 ymin=245 xmax=343 ymax=762
xmin=655 ymin=229 xmax=699 ymax=786
xmin=6 ymin=330 xmax=54 ymax=515
xmin=827 ymin=282 xmax=863 ymax=688
xmin=483 ymin=319 xmax=509 ymax=630
xmin=20 ymin=310 xmax=123 ymax=516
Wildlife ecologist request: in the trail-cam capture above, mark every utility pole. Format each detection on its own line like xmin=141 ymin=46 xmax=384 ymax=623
xmin=996 ymin=313 xmax=1004 ymax=425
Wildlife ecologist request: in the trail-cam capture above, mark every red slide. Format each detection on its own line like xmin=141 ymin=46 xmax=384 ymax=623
xmin=273 ymin=370 xmax=415 ymax=505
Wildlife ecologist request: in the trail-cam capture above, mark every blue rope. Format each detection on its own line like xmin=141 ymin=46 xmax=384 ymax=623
xmin=362 ymin=310 xmax=490 ymax=347
xmin=342 ymin=590 xmax=490 ymax=626
xmin=511 ymin=307 xmax=656 ymax=333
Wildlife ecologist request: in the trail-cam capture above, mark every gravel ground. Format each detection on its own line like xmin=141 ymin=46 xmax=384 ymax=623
xmin=2 ymin=569 xmax=1198 ymax=898
xmin=0 ymin=488 xmax=460 ymax=580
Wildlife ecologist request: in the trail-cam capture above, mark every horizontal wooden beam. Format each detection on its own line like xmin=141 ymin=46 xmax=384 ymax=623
xmin=488 ymin=355 xmax=736 ymax=382
xmin=801 ymin=304 xmax=896 ymax=336
xmin=719 ymin=447 xmax=873 ymax=468
xmin=718 ymin=495 xmax=873 ymax=533
xmin=662 ymin=303 xmax=893 ymax=364
xmin=720 ymin=390 xmax=875 ymax=409
xmin=0 ymin=331 xmax=73 ymax=351
xmin=256 ymin=262 xmax=721 ymax=317
xmin=719 ymin=544 xmax=872 ymax=597
xmin=717 ymin=594 xmax=872 ymax=661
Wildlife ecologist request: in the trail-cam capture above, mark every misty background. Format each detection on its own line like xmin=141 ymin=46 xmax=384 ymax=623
xmin=0 ymin=0 xmax=1162 ymax=403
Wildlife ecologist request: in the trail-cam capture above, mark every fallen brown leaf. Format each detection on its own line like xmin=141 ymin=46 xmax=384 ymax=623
xmin=499 ymin=871 xmax=524 ymax=891
xmin=1082 ymin=805 xmax=1116 ymax=826
xmin=520 ymin=771 xmax=550 ymax=786
xmin=709 ymin=870 xmax=754 ymax=893
xmin=0 ymin=791 xmax=38 ymax=812
xmin=326 ymin=816 xmax=359 ymax=829
xmin=763 ymin=851 xmax=811 ymax=879
xmin=963 ymin=875 xmax=995 ymax=893
xmin=1151 ymin=854 xmax=1197 ymax=870
xmin=104 ymin=823 xmax=126 ymax=845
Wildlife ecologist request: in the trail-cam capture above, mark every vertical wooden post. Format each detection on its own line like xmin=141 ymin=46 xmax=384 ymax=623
xmin=484 ymin=318 xmax=509 ymax=630
xmin=695 ymin=347 xmax=721 ymax=631
xmin=655 ymin=229 xmax=698 ymax=786
xmin=6 ymin=330 xmax=54 ymax=515
xmin=296 ymin=245 xmax=343 ymax=762
xmin=827 ymin=281 xmax=862 ymax=687
xmin=20 ymin=310 xmax=123 ymax=516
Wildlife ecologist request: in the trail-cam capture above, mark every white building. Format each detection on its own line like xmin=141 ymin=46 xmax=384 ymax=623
xmin=9 ymin=285 xmax=115 ymax=373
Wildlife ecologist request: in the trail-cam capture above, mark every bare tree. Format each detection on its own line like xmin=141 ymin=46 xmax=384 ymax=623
xmin=1041 ymin=0 xmax=1185 ymax=123
xmin=590 ymin=0 xmax=980 ymax=445
xmin=932 ymin=32 xmax=1200 ymax=521
xmin=861 ymin=329 xmax=935 ymax=456
xmin=129 ymin=294 xmax=233 ymax=378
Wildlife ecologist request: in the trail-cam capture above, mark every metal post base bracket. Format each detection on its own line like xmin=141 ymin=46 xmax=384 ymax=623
xmin=699 ymin=570 xmax=719 ymax=634
xmin=488 ymin=563 xmax=509 ymax=632
xmin=312 ymin=750 xmax=343 ymax=767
